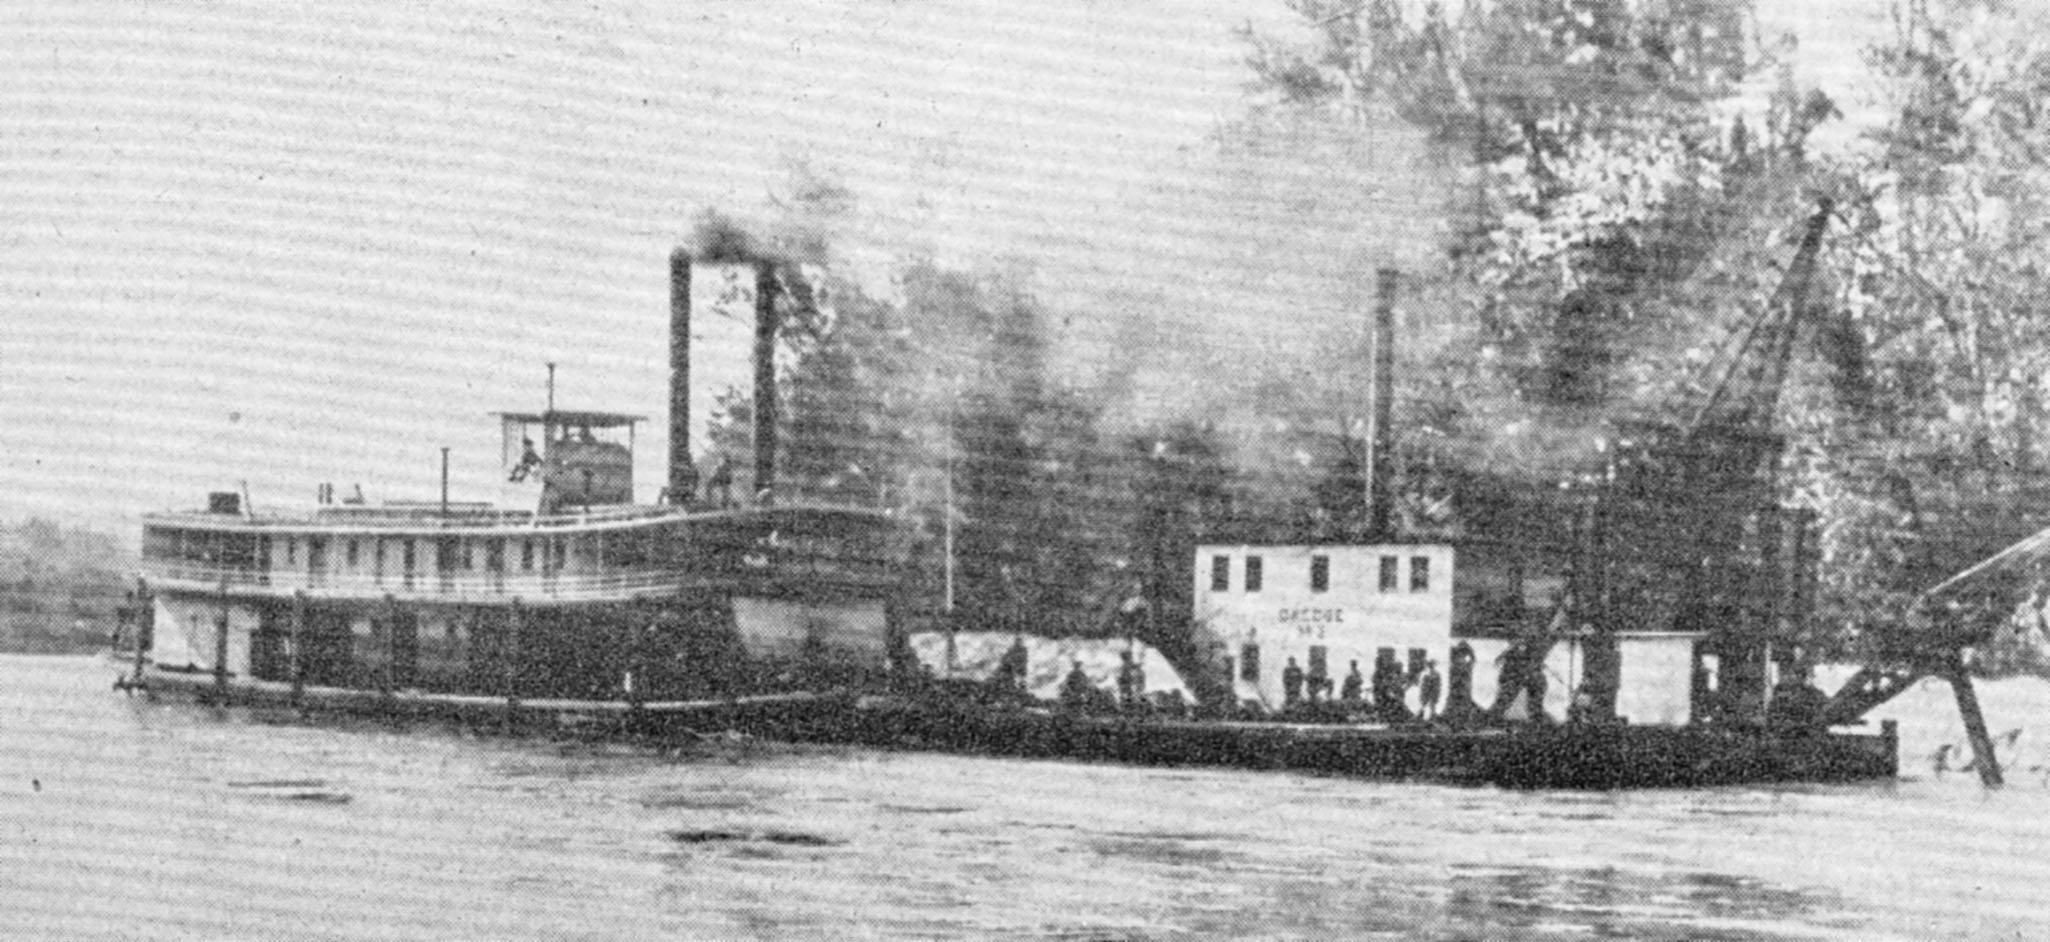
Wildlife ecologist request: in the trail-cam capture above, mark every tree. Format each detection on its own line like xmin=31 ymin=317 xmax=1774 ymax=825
xmin=1790 ymin=0 xmax=2050 ymax=664
xmin=1242 ymin=0 xmax=1831 ymax=431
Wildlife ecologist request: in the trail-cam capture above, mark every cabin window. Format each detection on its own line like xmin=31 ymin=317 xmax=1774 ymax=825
xmin=1244 ymin=556 xmax=1263 ymax=593
xmin=142 ymin=528 xmax=175 ymax=560
xmin=553 ymin=540 xmax=567 ymax=570
xmin=286 ymin=539 xmax=298 ymax=567
xmin=1410 ymin=555 xmax=1430 ymax=592
xmin=1210 ymin=555 xmax=1230 ymax=592
xmin=1239 ymin=643 xmax=1260 ymax=682
xmin=487 ymin=540 xmax=505 ymax=573
xmin=402 ymin=540 xmax=415 ymax=574
xmin=464 ymin=542 xmax=475 ymax=570
xmin=521 ymin=540 xmax=534 ymax=572
xmin=374 ymin=540 xmax=386 ymax=582
xmin=1378 ymin=555 xmax=1397 ymax=592
xmin=1309 ymin=555 xmax=1330 ymax=593
xmin=347 ymin=540 xmax=359 ymax=568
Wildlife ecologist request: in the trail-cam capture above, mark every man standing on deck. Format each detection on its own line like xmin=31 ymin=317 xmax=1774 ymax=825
xmin=1282 ymin=657 xmax=1305 ymax=711
xmin=707 ymin=460 xmax=735 ymax=507
xmin=1117 ymin=649 xmax=1146 ymax=712
xmin=990 ymin=635 xmax=1030 ymax=700
xmin=1059 ymin=660 xmax=1096 ymax=712
xmin=1371 ymin=650 xmax=1409 ymax=723
xmin=1340 ymin=660 xmax=1364 ymax=705
xmin=1417 ymin=659 xmax=1443 ymax=722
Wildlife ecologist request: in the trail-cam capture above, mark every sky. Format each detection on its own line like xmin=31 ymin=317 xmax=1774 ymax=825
xmin=0 ymin=1 xmax=1893 ymax=536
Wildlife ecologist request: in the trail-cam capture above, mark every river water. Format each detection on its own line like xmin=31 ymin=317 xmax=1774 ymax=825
xmin=5 ymin=654 xmax=2048 ymax=941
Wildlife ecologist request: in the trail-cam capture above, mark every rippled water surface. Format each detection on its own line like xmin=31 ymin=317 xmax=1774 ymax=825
xmin=6 ymin=655 xmax=2049 ymax=940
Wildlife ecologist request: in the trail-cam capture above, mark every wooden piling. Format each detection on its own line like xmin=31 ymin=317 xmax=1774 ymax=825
xmin=1946 ymin=649 xmax=2004 ymax=787
xmin=504 ymin=598 xmax=524 ymax=729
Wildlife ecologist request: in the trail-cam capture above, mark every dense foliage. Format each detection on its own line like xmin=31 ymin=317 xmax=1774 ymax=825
xmin=693 ymin=0 xmax=2050 ymax=680
xmin=1243 ymin=0 xmax=2050 ymax=669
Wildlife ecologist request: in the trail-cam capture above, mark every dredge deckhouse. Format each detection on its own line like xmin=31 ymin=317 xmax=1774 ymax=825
xmin=129 ymin=252 xmax=906 ymax=713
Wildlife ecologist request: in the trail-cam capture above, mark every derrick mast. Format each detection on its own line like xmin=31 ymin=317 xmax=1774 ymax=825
xmin=1580 ymin=203 xmax=1833 ymax=723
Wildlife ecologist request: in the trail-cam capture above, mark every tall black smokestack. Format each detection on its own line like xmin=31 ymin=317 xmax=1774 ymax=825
xmin=752 ymin=261 xmax=779 ymax=501
xmin=667 ymin=249 xmax=694 ymax=504
xmin=1366 ymin=268 xmax=1398 ymax=541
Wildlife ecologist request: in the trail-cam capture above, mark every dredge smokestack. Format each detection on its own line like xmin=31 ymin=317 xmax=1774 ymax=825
xmin=1366 ymin=268 xmax=1398 ymax=541
xmin=750 ymin=262 xmax=779 ymax=501
xmin=667 ymin=249 xmax=695 ymax=504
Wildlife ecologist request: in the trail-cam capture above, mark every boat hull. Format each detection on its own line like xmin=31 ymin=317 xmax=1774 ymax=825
xmin=124 ymin=669 xmax=1897 ymax=789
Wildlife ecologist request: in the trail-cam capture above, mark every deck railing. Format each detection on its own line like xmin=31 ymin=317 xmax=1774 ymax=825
xmin=141 ymin=561 xmax=692 ymax=603
xmin=144 ymin=502 xmax=679 ymax=533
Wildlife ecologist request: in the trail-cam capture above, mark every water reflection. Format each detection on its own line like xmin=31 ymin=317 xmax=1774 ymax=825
xmin=12 ymin=656 xmax=2050 ymax=941
xmin=1441 ymin=865 xmax=1847 ymax=942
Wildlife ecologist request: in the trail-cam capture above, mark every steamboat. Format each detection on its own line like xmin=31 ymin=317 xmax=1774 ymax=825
xmin=123 ymin=213 xmax=1958 ymax=788
xmin=127 ymin=253 xmax=908 ymax=719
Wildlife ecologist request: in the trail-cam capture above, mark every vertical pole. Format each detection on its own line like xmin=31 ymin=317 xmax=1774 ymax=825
xmin=752 ymin=260 xmax=779 ymax=502
xmin=130 ymin=579 xmax=152 ymax=689
xmin=440 ymin=447 xmax=451 ymax=517
xmin=214 ymin=580 xmax=231 ymax=698
xmin=943 ymin=383 xmax=957 ymax=675
xmin=624 ymin=604 xmax=645 ymax=718
xmin=546 ymin=362 xmax=557 ymax=416
xmin=1758 ymin=505 xmax=1784 ymax=684
xmin=289 ymin=590 xmax=306 ymax=706
xmin=504 ymin=598 xmax=524 ymax=726
xmin=944 ymin=411 xmax=956 ymax=617
xmin=1947 ymin=649 xmax=2004 ymax=787
xmin=380 ymin=594 xmax=398 ymax=698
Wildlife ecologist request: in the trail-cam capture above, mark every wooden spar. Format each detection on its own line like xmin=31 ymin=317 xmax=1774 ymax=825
xmin=1945 ymin=648 xmax=2004 ymax=787
xmin=289 ymin=590 xmax=306 ymax=706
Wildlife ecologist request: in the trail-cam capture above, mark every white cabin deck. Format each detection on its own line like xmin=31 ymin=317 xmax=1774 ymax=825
xmin=141 ymin=501 xmax=900 ymax=607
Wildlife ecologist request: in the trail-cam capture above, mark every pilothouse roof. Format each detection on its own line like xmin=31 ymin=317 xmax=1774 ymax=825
xmin=494 ymin=410 xmax=644 ymax=428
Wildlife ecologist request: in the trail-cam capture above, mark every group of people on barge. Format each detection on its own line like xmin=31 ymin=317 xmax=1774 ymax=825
xmin=1277 ymin=651 xmax=1444 ymax=724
